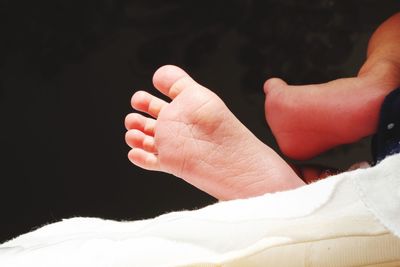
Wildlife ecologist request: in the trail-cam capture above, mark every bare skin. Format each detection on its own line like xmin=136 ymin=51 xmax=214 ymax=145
xmin=125 ymin=13 xmax=400 ymax=200
xmin=125 ymin=65 xmax=304 ymax=200
xmin=264 ymin=12 xmax=400 ymax=160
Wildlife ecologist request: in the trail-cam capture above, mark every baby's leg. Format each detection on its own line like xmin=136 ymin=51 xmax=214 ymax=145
xmin=264 ymin=64 xmax=398 ymax=160
xmin=125 ymin=65 xmax=304 ymax=200
xmin=264 ymin=13 xmax=400 ymax=160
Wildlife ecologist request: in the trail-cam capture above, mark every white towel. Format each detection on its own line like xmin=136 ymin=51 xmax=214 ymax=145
xmin=1 ymin=154 xmax=399 ymax=266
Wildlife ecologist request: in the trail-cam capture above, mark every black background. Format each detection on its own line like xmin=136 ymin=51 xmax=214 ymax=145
xmin=0 ymin=0 xmax=398 ymax=242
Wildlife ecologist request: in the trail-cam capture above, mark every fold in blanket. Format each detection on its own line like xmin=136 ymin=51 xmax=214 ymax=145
xmin=1 ymin=154 xmax=399 ymax=267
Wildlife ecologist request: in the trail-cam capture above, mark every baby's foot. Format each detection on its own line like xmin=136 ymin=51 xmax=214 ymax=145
xmin=125 ymin=65 xmax=304 ymax=200
xmin=264 ymin=61 xmax=400 ymax=160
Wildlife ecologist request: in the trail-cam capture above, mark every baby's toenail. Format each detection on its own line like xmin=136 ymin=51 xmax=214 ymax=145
xmin=387 ymin=123 xmax=395 ymax=130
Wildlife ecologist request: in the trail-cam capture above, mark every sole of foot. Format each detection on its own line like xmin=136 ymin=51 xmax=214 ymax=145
xmin=125 ymin=65 xmax=304 ymax=200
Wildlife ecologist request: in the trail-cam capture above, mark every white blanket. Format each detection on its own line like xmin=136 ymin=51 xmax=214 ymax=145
xmin=1 ymin=154 xmax=400 ymax=266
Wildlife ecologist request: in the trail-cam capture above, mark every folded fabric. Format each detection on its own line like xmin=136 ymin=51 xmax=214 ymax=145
xmin=1 ymin=154 xmax=399 ymax=267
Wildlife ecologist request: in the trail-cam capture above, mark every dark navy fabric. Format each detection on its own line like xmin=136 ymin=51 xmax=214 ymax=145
xmin=371 ymin=88 xmax=400 ymax=164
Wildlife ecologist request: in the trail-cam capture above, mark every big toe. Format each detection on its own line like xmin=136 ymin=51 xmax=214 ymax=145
xmin=263 ymin=78 xmax=287 ymax=95
xmin=153 ymin=65 xmax=196 ymax=98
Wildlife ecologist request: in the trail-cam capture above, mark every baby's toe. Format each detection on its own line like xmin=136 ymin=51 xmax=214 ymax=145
xmin=125 ymin=113 xmax=156 ymax=136
xmin=131 ymin=91 xmax=168 ymax=118
xmin=125 ymin=129 xmax=157 ymax=153
xmin=128 ymin=148 xmax=160 ymax=171
xmin=152 ymin=65 xmax=201 ymax=99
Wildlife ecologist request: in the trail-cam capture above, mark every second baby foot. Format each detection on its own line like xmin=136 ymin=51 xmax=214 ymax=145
xmin=264 ymin=61 xmax=400 ymax=160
